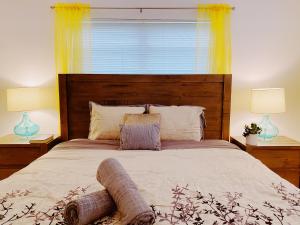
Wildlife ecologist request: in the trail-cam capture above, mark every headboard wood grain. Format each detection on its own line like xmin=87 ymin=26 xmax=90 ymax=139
xmin=59 ymin=74 xmax=232 ymax=141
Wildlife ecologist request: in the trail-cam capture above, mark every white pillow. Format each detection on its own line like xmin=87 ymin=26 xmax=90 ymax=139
xmin=149 ymin=105 xmax=204 ymax=141
xmin=88 ymin=102 xmax=145 ymax=140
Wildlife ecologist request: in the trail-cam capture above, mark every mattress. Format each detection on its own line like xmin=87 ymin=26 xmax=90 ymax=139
xmin=0 ymin=139 xmax=299 ymax=225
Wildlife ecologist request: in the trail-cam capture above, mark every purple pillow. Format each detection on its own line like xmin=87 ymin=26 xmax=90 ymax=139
xmin=120 ymin=123 xmax=161 ymax=150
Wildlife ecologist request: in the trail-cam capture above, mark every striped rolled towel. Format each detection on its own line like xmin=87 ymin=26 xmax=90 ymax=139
xmin=97 ymin=158 xmax=155 ymax=225
xmin=64 ymin=190 xmax=116 ymax=225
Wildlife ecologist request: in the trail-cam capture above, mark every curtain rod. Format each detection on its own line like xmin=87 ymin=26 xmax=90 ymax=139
xmin=50 ymin=6 xmax=235 ymax=11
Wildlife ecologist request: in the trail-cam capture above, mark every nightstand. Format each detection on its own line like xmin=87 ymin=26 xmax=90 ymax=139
xmin=230 ymin=136 xmax=300 ymax=187
xmin=0 ymin=134 xmax=61 ymax=180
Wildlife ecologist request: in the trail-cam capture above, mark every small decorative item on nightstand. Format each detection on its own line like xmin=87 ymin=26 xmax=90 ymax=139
xmin=242 ymin=123 xmax=262 ymax=145
xmin=251 ymin=88 xmax=285 ymax=140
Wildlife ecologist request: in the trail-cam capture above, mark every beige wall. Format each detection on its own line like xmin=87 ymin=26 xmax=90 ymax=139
xmin=0 ymin=0 xmax=299 ymax=140
xmin=231 ymin=0 xmax=300 ymax=141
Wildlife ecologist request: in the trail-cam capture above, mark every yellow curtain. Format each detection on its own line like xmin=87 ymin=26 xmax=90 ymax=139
xmin=54 ymin=3 xmax=90 ymax=73
xmin=197 ymin=4 xmax=232 ymax=74
xmin=54 ymin=3 xmax=90 ymax=131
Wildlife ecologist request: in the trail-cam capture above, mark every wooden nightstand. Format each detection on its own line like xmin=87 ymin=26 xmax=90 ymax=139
xmin=230 ymin=136 xmax=300 ymax=187
xmin=0 ymin=134 xmax=61 ymax=180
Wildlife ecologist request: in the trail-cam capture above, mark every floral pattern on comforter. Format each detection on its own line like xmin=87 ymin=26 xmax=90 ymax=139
xmin=0 ymin=186 xmax=117 ymax=225
xmin=153 ymin=183 xmax=300 ymax=225
xmin=1 ymin=183 xmax=299 ymax=225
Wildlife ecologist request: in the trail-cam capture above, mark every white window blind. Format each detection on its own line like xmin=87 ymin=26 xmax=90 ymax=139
xmin=83 ymin=20 xmax=209 ymax=74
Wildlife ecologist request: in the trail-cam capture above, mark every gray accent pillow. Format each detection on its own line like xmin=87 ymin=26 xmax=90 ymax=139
xmin=120 ymin=123 xmax=161 ymax=150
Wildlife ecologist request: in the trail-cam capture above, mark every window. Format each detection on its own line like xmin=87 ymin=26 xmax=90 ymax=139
xmin=83 ymin=20 xmax=209 ymax=74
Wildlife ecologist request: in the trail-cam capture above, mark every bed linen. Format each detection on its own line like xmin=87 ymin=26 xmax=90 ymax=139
xmin=0 ymin=140 xmax=299 ymax=225
xmin=53 ymin=139 xmax=240 ymax=150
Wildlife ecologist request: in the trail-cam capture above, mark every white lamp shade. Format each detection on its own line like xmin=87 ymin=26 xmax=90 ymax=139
xmin=7 ymin=88 xmax=55 ymax=112
xmin=251 ymin=88 xmax=286 ymax=114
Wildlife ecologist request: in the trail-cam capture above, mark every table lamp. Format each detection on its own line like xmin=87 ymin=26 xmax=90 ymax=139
xmin=251 ymin=88 xmax=286 ymax=140
xmin=6 ymin=88 xmax=47 ymax=137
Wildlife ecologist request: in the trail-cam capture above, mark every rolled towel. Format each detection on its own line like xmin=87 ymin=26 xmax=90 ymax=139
xmin=97 ymin=158 xmax=155 ymax=225
xmin=64 ymin=190 xmax=116 ymax=225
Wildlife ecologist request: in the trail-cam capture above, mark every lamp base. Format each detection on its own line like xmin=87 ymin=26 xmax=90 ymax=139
xmin=14 ymin=112 xmax=39 ymax=137
xmin=258 ymin=115 xmax=279 ymax=141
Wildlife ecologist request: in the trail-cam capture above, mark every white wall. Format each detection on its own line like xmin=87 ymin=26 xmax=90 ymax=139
xmin=231 ymin=0 xmax=300 ymax=141
xmin=0 ymin=0 xmax=299 ymax=140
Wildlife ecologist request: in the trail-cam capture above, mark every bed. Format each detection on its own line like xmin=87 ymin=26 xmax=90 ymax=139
xmin=0 ymin=74 xmax=299 ymax=225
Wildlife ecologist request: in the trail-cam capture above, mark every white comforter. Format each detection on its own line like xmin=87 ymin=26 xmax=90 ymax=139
xmin=0 ymin=146 xmax=299 ymax=225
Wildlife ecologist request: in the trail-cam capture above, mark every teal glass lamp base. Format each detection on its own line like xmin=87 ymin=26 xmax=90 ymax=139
xmin=14 ymin=112 xmax=39 ymax=137
xmin=258 ymin=115 xmax=279 ymax=141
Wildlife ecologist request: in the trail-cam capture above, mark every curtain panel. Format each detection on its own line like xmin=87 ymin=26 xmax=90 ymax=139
xmin=54 ymin=3 xmax=90 ymax=130
xmin=54 ymin=3 xmax=90 ymax=74
xmin=197 ymin=4 xmax=232 ymax=74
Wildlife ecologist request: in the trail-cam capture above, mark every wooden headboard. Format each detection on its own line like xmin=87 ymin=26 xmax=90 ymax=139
xmin=59 ymin=74 xmax=232 ymax=141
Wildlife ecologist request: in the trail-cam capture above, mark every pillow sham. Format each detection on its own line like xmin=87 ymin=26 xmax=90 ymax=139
xmin=88 ymin=102 xmax=145 ymax=140
xmin=146 ymin=104 xmax=207 ymax=138
xmin=120 ymin=113 xmax=161 ymax=150
xmin=149 ymin=105 xmax=204 ymax=141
